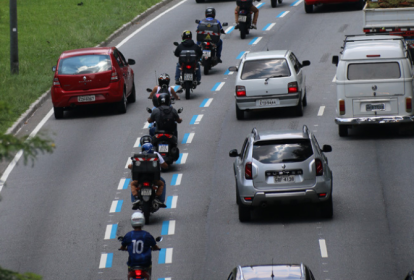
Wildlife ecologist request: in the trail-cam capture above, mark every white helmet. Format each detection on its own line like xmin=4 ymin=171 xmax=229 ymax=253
xmin=131 ymin=212 xmax=145 ymax=228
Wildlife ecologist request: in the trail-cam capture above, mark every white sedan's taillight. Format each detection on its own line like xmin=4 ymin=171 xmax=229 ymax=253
xmin=236 ymin=85 xmax=246 ymax=97
xmin=288 ymin=82 xmax=298 ymax=93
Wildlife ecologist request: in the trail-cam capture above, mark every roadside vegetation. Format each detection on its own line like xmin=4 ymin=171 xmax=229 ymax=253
xmin=0 ymin=0 xmax=163 ymax=133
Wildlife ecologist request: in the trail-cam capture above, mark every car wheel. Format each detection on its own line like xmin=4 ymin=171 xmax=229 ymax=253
xmin=303 ymin=91 xmax=307 ymax=107
xmin=338 ymin=125 xmax=348 ymax=137
xmin=236 ymin=104 xmax=244 ymax=120
xmin=320 ymin=195 xmax=333 ymax=219
xmin=236 ymin=184 xmax=241 ymax=205
xmin=271 ymin=0 xmax=277 ymax=8
xmin=127 ymin=82 xmax=136 ymax=103
xmin=238 ymin=204 xmax=251 ymax=222
xmin=296 ymin=97 xmax=304 ymax=116
xmin=54 ymin=107 xmax=64 ymax=119
xmin=117 ymin=91 xmax=127 ymax=114
xmin=278 ymin=0 xmax=283 ymax=3
xmin=195 ymin=0 xmax=205 ymax=3
xmin=304 ymin=2 xmax=313 ymax=13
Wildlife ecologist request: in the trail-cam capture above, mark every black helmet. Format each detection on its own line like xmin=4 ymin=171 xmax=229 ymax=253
xmin=157 ymin=92 xmax=171 ymax=106
xmin=181 ymin=30 xmax=192 ymax=40
xmin=205 ymin=7 xmax=216 ymax=18
xmin=140 ymin=135 xmax=152 ymax=146
xmin=158 ymin=73 xmax=170 ymax=88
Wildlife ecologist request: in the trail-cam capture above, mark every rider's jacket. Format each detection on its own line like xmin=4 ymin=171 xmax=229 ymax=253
xmin=122 ymin=230 xmax=156 ymax=267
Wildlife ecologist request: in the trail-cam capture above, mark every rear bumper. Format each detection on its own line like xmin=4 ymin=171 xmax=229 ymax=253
xmin=235 ymin=93 xmax=300 ymax=111
xmin=335 ymin=115 xmax=414 ymax=125
xmin=305 ymin=0 xmax=358 ymax=4
xmin=248 ymin=189 xmax=331 ymax=207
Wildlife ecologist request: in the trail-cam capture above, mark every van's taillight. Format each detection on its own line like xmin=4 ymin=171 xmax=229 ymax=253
xmin=236 ymin=85 xmax=246 ymax=97
xmin=111 ymin=69 xmax=118 ymax=82
xmin=339 ymin=99 xmax=345 ymax=115
xmin=288 ymin=82 xmax=298 ymax=93
xmin=406 ymin=97 xmax=412 ymax=112
xmin=53 ymin=77 xmax=60 ymax=86
xmin=245 ymin=162 xmax=252 ymax=179
xmin=316 ymin=159 xmax=323 ymax=176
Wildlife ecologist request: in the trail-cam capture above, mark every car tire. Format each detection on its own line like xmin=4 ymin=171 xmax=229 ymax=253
xmin=236 ymin=184 xmax=241 ymax=205
xmin=320 ymin=195 xmax=333 ymax=219
xmin=338 ymin=125 xmax=348 ymax=137
xmin=278 ymin=0 xmax=283 ymax=3
xmin=127 ymin=82 xmax=136 ymax=103
xmin=54 ymin=107 xmax=64 ymax=119
xmin=304 ymin=2 xmax=313 ymax=13
xmin=238 ymin=204 xmax=251 ymax=222
xmin=296 ymin=97 xmax=304 ymax=116
xmin=195 ymin=0 xmax=205 ymax=3
xmin=236 ymin=104 xmax=244 ymax=120
xmin=271 ymin=0 xmax=277 ymax=8
xmin=303 ymin=91 xmax=307 ymax=107
xmin=117 ymin=91 xmax=127 ymax=114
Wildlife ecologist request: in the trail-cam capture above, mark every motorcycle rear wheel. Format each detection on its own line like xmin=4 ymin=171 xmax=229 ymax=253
xmin=142 ymin=202 xmax=151 ymax=225
xmin=240 ymin=23 xmax=247 ymax=39
xmin=185 ymin=82 xmax=191 ymax=100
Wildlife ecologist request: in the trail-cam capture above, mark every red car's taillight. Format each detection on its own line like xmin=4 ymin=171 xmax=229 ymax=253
xmin=339 ymin=99 xmax=345 ymax=115
xmin=288 ymin=82 xmax=298 ymax=93
xmin=245 ymin=162 xmax=252 ymax=179
xmin=316 ymin=159 xmax=323 ymax=176
xmin=236 ymin=85 xmax=246 ymax=97
xmin=111 ymin=69 xmax=118 ymax=82
xmin=53 ymin=77 xmax=60 ymax=87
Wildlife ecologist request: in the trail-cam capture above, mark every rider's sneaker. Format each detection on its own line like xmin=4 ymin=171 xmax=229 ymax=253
xmin=196 ymin=81 xmax=201 ymax=85
xmin=217 ymin=58 xmax=223 ymax=63
xmin=251 ymin=23 xmax=257 ymax=29
xmin=235 ymin=24 xmax=240 ymax=29
xmin=154 ymin=198 xmax=167 ymax=208
xmin=175 ymin=80 xmax=180 ymax=85
xmin=132 ymin=200 xmax=140 ymax=210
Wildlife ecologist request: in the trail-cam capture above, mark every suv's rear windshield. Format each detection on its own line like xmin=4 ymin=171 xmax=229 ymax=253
xmin=58 ymin=55 xmax=112 ymax=75
xmin=241 ymin=59 xmax=291 ymax=80
xmin=347 ymin=62 xmax=400 ymax=80
xmin=253 ymin=139 xmax=313 ymax=164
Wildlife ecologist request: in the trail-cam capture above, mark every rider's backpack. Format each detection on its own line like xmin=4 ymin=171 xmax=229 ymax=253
xmin=157 ymin=106 xmax=176 ymax=132
xmin=131 ymin=153 xmax=161 ymax=182
xmin=196 ymin=20 xmax=221 ymax=44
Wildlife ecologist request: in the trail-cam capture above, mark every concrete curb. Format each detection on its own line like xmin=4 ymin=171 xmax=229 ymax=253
xmin=6 ymin=0 xmax=175 ymax=136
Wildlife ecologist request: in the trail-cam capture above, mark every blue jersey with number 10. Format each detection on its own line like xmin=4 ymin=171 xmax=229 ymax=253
xmin=122 ymin=230 xmax=156 ymax=267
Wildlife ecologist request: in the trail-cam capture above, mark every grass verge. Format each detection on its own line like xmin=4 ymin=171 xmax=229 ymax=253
xmin=0 ymin=0 xmax=164 ymax=133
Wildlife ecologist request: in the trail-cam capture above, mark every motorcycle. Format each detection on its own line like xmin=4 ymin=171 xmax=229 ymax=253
xmin=118 ymin=235 xmax=162 ymax=280
xmin=237 ymin=0 xmax=260 ymax=39
xmin=146 ymin=106 xmax=183 ymax=168
xmin=174 ymin=42 xmax=198 ymax=99
xmin=195 ymin=19 xmax=228 ymax=75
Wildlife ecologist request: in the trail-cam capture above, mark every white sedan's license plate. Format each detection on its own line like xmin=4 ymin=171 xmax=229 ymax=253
xmin=184 ymin=73 xmax=193 ymax=81
xmin=203 ymin=50 xmax=211 ymax=58
xmin=256 ymin=99 xmax=280 ymax=106
xmin=141 ymin=189 xmax=152 ymax=196
xmin=78 ymin=95 xmax=95 ymax=102
xmin=275 ymin=175 xmax=295 ymax=183
xmin=366 ymin=103 xmax=385 ymax=111
xmin=238 ymin=15 xmax=247 ymax=22
xmin=158 ymin=144 xmax=169 ymax=153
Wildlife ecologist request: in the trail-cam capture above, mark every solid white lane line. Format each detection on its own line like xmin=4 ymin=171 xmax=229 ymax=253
xmin=317 ymin=106 xmax=325 ymax=116
xmin=319 ymin=239 xmax=328 ymax=258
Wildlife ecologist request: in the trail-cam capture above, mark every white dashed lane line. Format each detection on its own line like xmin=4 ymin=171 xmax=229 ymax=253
xmin=134 ymin=137 xmax=141 ymax=148
xmin=166 ymin=196 xmax=178 ymax=209
xmin=161 ymin=220 xmax=176 ymax=235
xmin=317 ymin=106 xmax=325 ymax=116
xmin=262 ymin=23 xmax=276 ymax=31
xmin=211 ymin=82 xmax=225 ymax=91
xmin=104 ymin=224 xmax=118 ymax=240
xmin=171 ymin=174 xmax=183 ymax=186
xmin=249 ymin=37 xmax=262 ymax=45
xmin=109 ymin=200 xmax=123 ymax=213
xmin=291 ymin=0 xmax=303 ymax=6
xmin=182 ymin=133 xmax=195 ymax=144
xmin=200 ymin=98 xmax=213 ymax=107
xmin=190 ymin=114 xmax=203 ymax=124
xmin=117 ymin=178 xmax=130 ymax=190
xmin=176 ymin=153 xmax=188 ymax=164
xmin=277 ymin=11 xmax=289 ymax=17
xmin=143 ymin=122 xmax=150 ymax=129
xmin=99 ymin=253 xmax=113 ymax=268
xmin=125 ymin=157 xmax=132 ymax=169
xmin=319 ymin=239 xmax=328 ymax=258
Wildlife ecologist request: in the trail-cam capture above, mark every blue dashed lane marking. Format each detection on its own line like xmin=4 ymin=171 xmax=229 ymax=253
xmin=211 ymin=82 xmax=225 ymax=91
xmin=166 ymin=196 xmax=178 ymax=209
xmin=190 ymin=115 xmax=203 ymax=124
xmin=117 ymin=178 xmax=130 ymax=190
xmin=182 ymin=133 xmax=195 ymax=144
xmin=249 ymin=37 xmax=262 ymax=45
xmin=226 ymin=26 xmax=235 ymax=34
xmin=200 ymin=98 xmax=213 ymax=107
xmin=263 ymin=23 xmax=276 ymax=31
xmin=109 ymin=200 xmax=123 ymax=213
xmin=159 ymin=248 xmax=166 ymax=264
xmin=99 ymin=253 xmax=113 ymax=268
xmin=291 ymin=0 xmax=303 ymax=5
xmin=158 ymin=248 xmax=173 ymax=264
xmin=256 ymin=2 xmax=265 ymax=8
xmin=104 ymin=224 xmax=118 ymax=240
xmin=237 ymin=51 xmax=248 ymax=59
xmin=171 ymin=174 xmax=183 ymax=186
xmin=173 ymin=85 xmax=180 ymax=91
xmin=161 ymin=220 xmax=176 ymax=235
xmin=175 ymin=153 xmax=188 ymax=164
xmin=277 ymin=11 xmax=289 ymax=17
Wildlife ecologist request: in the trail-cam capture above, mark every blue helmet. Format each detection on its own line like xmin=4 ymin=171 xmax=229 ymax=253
xmin=142 ymin=143 xmax=154 ymax=154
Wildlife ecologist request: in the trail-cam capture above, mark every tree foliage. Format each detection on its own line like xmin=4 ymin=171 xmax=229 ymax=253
xmin=0 ymin=266 xmax=42 ymax=280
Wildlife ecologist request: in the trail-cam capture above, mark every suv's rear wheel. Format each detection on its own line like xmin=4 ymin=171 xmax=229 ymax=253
xmin=338 ymin=125 xmax=348 ymax=137
xmin=238 ymin=204 xmax=251 ymax=222
xmin=236 ymin=104 xmax=245 ymax=120
xmin=320 ymin=196 xmax=333 ymax=219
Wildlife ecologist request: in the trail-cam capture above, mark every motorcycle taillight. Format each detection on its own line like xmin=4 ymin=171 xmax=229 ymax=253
xmin=186 ymin=65 xmax=192 ymax=69
xmin=143 ymin=182 xmax=150 ymax=187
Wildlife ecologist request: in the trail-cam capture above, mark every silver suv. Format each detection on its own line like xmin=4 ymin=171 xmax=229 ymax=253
xmin=229 ymin=126 xmax=333 ymax=222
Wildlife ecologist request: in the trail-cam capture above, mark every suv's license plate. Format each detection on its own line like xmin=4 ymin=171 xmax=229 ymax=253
xmin=275 ymin=175 xmax=295 ymax=183
xmin=256 ymin=99 xmax=280 ymax=106
xmin=158 ymin=144 xmax=169 ymax=153
xmin=78 ymin=95 xmax=95 ymax=102
xmin=141 ymin=189 xmax=152 ymax=196
xmin=366 ymin=103 xmax=385 ymax=111
xmin=203 ymin=50 xmax=211 ymax=58
xmin=238 ymin=15 xmax=247 ymax=22
xmin=184 ymin=73 xmax=193 ymax=81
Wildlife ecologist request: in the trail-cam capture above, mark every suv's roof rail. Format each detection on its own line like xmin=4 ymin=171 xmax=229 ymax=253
xmin=252 ymin=127 xmax=260 ymax=141
xmin=303 ymin=125 xmax=309 ymax=137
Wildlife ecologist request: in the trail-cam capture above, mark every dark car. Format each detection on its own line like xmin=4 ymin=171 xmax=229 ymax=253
xmin=227 ymin=264 xmax=317 ymax=280
xmin=51 ymin=47 xmax=136 ymax=119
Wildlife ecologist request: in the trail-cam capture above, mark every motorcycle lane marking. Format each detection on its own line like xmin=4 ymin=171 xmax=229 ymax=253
xmin=236 ymin=51 xmax=249 ymax=59
xmin=176 ymin=153 xmax=188 ymax=164
xmin=225 ymin=26 xmax=235 ymax=34
xmin=134 ymin=137 xmax=141 ymax=148
xmin=249 ymin=37 xmax=263 ymax=45
xmin=317 ymin=106 xmax=325 ymax=116
xmin=211 ymin=82 xmax=225 ymax=91
xmin=262 ymin=23 xmax=276 ymax=31
xmin=118 ymin=178 xmax=131 ymax=190
xmin=158 ymin=248 xmax=173 ymax=264
xmin=291 ymin=0 xmax=303 ymax=5
xmin=255 ymin=2 xmax=265 ymax=8
xmin=166 ymin=195 xmax=178 ymax=208
xmin=190 ymin=115 xmax=204 ymax=124
xmin=109 ymin=200 xmax=123 ymax=213
xmin=104 ymin=224 xmax=118 ymax=240
xmin=319 ymin=239 xmax=328 ymax=258
xmin=277 ymin=11 xmax=290 ymax=18
xmin=224 ymin=69 xmax=234 ymax=75
xmin=99 ymin=253 xmax=113 ymax=268
xmin=171 ymin=174 xmax=183 ymax=185
xmin=200 ymin=98 xmax=213 ymax=107
xmin=161 ymin=220 xmax=176 ymax=235
xmin=125 ymin=157 xmax=132 ymax=168
xmin=143 ymin=121 xmax=151 ymax=129
xmin=182 ymin=132 xmax=195 ymax=144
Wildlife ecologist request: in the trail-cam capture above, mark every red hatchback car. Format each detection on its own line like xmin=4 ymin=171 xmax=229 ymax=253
xmin=51 ymin=47 xmax=136 ymax=119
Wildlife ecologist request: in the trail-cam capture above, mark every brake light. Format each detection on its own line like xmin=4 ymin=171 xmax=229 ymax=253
xmin=111 ymin=69 xmax=118 ymax=82
xmin=236 ymin=85 xmax=246 ymax=97
xmin=339 ymin=99 xmax=345 ymax=115
xmin=206 ymin=42 xmax=210 ymax=46
xmin=363 ymin=28 xmax=371 ymax=33
xmin=318 ymin=193 xmax=327 ymax=198
xmin=244 ymin=197 xmax=253 ymax=201
xmin=155 ymin=133 xmax=172 ymax=138
xmin=288 ymin=82 xmax=298 ymax=93
xmin=186 ymin=65 xmax=192 ymax=69
xmin=366 ymin=55 xmax=380 ymax=57
xmin=316 ymin=159 xmax=323 ymax=176
xmin=53 ymin=77 xmax=60 ymax=87
xmin=143 ymin=182 xmax=150 ymax=187
xmin=134 ymin=270 xmax=142 ymax=278
xmin=407 ymin=97 xmax=412 ymax=112
xmin=245 ymin=162 xmax=252 ymax=179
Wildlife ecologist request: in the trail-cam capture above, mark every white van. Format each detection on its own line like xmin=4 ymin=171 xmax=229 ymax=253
xmin=332 ymin=35 xmax=414 ymax=136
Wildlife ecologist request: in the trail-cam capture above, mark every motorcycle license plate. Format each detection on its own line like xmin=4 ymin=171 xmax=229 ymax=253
xmin=203 ymin=50 xmax=211 ymax=58
xmin=158 ymin=144 xmax=169 ymax=153
xmin=184 ymin=73 xmax=193 ymax=81
xmin=238 ymin=15 xmax=247 ymax=22
xmin=141 ymin=189 xmax=152 ymax=196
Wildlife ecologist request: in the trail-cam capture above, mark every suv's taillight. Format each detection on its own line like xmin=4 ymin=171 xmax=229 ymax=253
xmin=339 ymin=99 xmax=345 ymax=115
xmin=406 ymin=97 xmax=412 ymax=112
xmin=288 ymin=82 xmax=298 ymax=93
xmin=245 ymin=162 xmax=252 ymax=179
xmin=316 ymin=159 xmax=323 ymax=176
xmin=111 ymin=69 xmax=118 ymax=82
xmin=53 ymin=77 xmax=60 ymax=87
xmin=236 ymin=86 xmax=246 ymax=97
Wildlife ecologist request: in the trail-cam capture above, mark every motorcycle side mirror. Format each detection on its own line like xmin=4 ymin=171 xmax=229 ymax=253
xmin=156 ymin=236 xmax=163 ymax=242
xmin=178 ymin=107 xmax=183 ymax=113
xmin=301 ymin=60 xmax=311 ymax=67
xmin=146 ymin=88 xmax=152 ymax=92
xmin=195 ymin=19 xmax=200 ymax=24
xmin=146 ymin=107 xmax=152 ymax=113
xmin=229 ymin=149 xmax=240 ymax=157
xmin=52 ymin=66 xmax=56 ymax=72
xmin=222 ymin=22 xmax=228 ymax=26
xmin=128 ymin=59 xmax=136 ymax=65
xmin=118 ymin=236 xmax=124 ymax=241
xmin=173 ymin=42 xmax=179 ymax=46
xmin=228 ymin=66 xmax=238 ymax=72
xmin=176 ymin=88 xmax=183 ymax=93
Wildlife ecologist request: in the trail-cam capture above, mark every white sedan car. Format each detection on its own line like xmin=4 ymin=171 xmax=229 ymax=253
xmin=229 ymin=50 xmax=311 ymax=120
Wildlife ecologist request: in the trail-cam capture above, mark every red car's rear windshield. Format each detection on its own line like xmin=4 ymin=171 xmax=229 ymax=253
xmin=58 ymin=55 xmax=112 ymax=75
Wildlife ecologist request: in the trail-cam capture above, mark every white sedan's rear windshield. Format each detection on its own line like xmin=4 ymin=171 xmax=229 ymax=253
xmin=241 ymin=59 xmax=291 ymax=80
xmin=347 ymin=62 xmax=400 ymax=80
xmin=58 ymin=55 xmax=112 ymax=75
xmin=253 ymin=139 xmax=313 ymax=164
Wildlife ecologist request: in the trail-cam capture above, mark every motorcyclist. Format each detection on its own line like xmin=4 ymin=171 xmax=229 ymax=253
xmin=119 ymin=212 xmax=161 ymax=276
xmin=148 ymin=73 xmax=180 ymax=100
xmin=174 ymin=30 xmax=203 ymax=85
xmin=234 ymin=0 xmax=259 ymax=30
xmin=197 ymin=7 xmax=226 ymax=63
xmin=148 ymin=93 xmax=182 ymax=137
xmin=128 ymin=142 xmax=168 ymax=209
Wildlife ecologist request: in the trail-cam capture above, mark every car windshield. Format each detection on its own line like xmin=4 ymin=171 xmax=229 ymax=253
xmin=58 ymin=55 xmax=112 ymax=75
xmin=253 ymin=139 xmax=313 ymax=164
xmin=241 ymin=58 xmax=291 ymax=80
xmin=347 ymin=62 xmax=400 ymax=80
